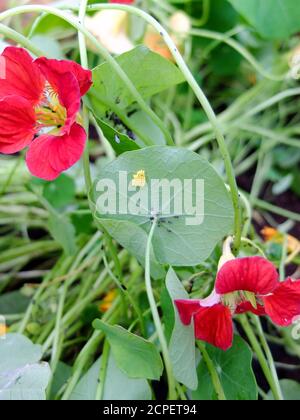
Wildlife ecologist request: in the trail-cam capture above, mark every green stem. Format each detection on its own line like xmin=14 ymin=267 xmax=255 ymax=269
xmin=252 ymin=315 xmax=284 ymax=401
xmin=197 ymin=341 xmax=226 ymax=401
xmin=279 ymin=236 xmax=288 ymax=281
xmin=243 ymin=193 xmax=300 ymax=223
xmin=50 ymin=286 xmax=65 ymax=372
xmin=18 ymin=256 xmax=71 ymax=335
xmin=61 ymin=301 xmax=120 ymax=400
xmin=96 ymin=340 xmax=110 ymax=400
xmin=103 ymin=252 xmax=146 ymax=337
xmin=5 ymin=1 xmax=242 ymax=251
xmin=184 ymin=81 xmax=268 ymax=142
xmin=239 ymin=191 xmax=252 ymax=237
xmin=41 ymin=250 xmax=127 ymax=354
xmin=0 ymin=241 xmax=59 ymax=265
xmin=176 ymin=383 xmax=187 ymax=401
xmin=239 ymin=314 xmax=283 ymax=401
xmin=62 ymin=330 xmax=103 ymax=400
xmin=78 ymin=0 xmax=93 ymax=191
xmin=188 ymin=27 xmax=286 ymax=82
xmin=82 ymin=3 xmax=242 ymax=252
xmin=243 ymin=88 xmax=300 ymax=119
xmin=78 ymin=0 xmax=89 ymax=68
xmin=241 ymin=237 xmax=267 ymax=258
xmin=195 ymin=0 xmax=210 ymax=27
xmin=82 ymin=107 xmax=92 ymax=191
xmin=145 ymin=220 xmax=176 ymax=400
xmin=0 ymin=23 xmax=45 ymax=56
xmin=0 ymin=156 xmax=22 ymax=197
xmin=238 ymin=123 xmax=300 ymax=149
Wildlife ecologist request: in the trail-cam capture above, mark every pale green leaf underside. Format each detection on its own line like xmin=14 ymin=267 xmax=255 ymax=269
xmin=0 ymin=334 xmax=51 ymax=401
xmin=92 ymin=146 xmax=234 ymax=266
xmin=166 ymin=268 xmax=198 ymax=390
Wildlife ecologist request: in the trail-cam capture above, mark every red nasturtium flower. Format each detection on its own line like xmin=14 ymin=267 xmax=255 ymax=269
xmin=175 ymin=256 xmax=300 ymax=351
xmin=0 ymin=47 xmax=92 ymax=180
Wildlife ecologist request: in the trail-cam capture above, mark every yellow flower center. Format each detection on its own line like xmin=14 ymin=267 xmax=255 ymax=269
xmin=35 ymin=83 xmax=67 ymax=132
xmin=132 ymin=170 xmax=146 ymax=188
xmin=222 ymin=290 xmax=257 ymax=314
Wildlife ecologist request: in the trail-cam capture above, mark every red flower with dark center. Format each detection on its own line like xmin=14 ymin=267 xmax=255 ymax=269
xmin=0 ymin=47 xmax=92 ymax=180
xmin=175 ymin=256 xmax=300 ymax=351
xmin=216 ymin=257 xmax=300 ymax=326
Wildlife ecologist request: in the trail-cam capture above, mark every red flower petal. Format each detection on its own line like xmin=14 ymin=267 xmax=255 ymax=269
xmin=235 ymin=301 xmax=266 ymax=316
xmin=175 ymin=299 xmax=201 ymax=325
xmin=194 ymin=304 xmax=233 ymax=351
xmin=35 ymin=62 xmax=82 ymax=133
xmin=263 ymin=278 xmax=300 ymax=327
xmin=0 ymin=96 xmax=36 ymax=154
xmin=36 ymin=57 xmax=92 ymax=96
xmin=216 ymin=257 xmax=279 ymax=296
xmin=0 ymin=47 xmax=44 ymax=104
xmin=26 ymin=123 xmax=86 ymax=181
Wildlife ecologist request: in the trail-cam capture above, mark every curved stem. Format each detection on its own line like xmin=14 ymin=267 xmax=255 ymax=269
xmin=279 ymin=236 xmax=288 ymax=281
xmin=79 ymin=3 xmax=242 ymax=252
xmin=241 ymin=238 xmax=267 ymax=258
xmin=243 ymin=193 xmax=300 ymax=223
xmin=145 ymin=220 xmax=176 ymax=400
xmin=197 ymin=341 xmax=227 ymax=401
xmin=50 ymin=286 xmax=65 ymax=372
xmin=195 ymin=0 xmax=211 ymax=27
xmin=102 ymin=252 xmax=146 ymax=336
xmin=0 ymin=23 xmax=45 ymax=56
xmin=237 ymin=123 xmax=300 ymax=149
xmin=244 ymin=87 xmax=300 ymax=119
xmin=62 ymin=330 xmax=102 ymax=400
xmin=61 ymin=299 xmax=120 ymax=400
xmin=96 ymin=340 xmax=110 ymax=400
xmin=184 ymin=81 xmax=266 ymax=143
xmin=78 ymin=0 xmax=89 ymax=69
xmin=188 ymin=27 xmax=286 ymax=82
xmin=239 ymin=191 xmax=252 ymax=237
xmin=78 ymin=0 xmax=92 ymax=191
xmin=7 ymin=1 xmax=242 ymax=252
xmin=252 ymin=315 xmax=284 ymax=401
xmin=239 ymin=314 xmax=283 ymax=400
xmin=0 ymin=5 xmax=173 ymax=147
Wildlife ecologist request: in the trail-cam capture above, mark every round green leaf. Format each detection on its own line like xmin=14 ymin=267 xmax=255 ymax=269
xmin=229 ymin=0 xmax=300 ymax=40
xmin=0 ymin=334 xmax=51 ymax=400
xmin=267 ymin=380 xmax=300 ymax=400
xmin=90 ymin=46 xmax=185 ymax=113
xmin=192 ymin=336 xmax=258 ymax=400
xmin=93 ymin=320 xmax=163 ymax=380
xmin=70 ymin=353 xmax=152 ymax=401
xmin=92 ymin=146 xmax=234 ymax=266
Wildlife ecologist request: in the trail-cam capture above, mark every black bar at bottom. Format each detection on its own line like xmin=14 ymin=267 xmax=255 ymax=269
xmin=101 ymin=401 xmax=200 ymax=416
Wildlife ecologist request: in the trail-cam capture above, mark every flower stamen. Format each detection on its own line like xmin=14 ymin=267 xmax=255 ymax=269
xmin=35 ymin=82 xmax=67 ymax=130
